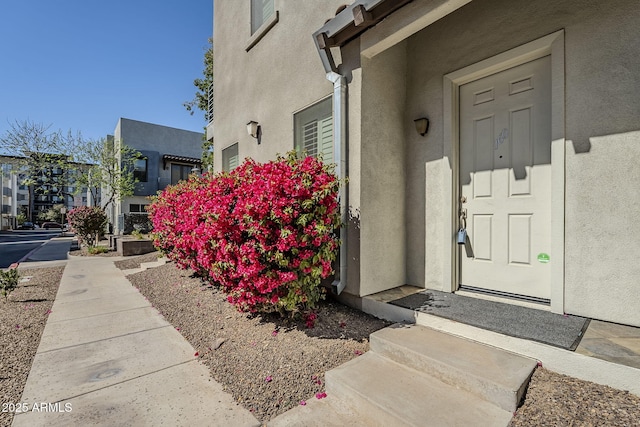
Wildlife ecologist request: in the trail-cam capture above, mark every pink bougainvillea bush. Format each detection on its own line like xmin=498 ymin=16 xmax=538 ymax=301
xmin=148 ymin=152 xmax=341 ymax=316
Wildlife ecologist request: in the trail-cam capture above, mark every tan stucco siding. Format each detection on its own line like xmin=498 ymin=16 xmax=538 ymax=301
xmin=358 ymin=41 xmax=408 ymax=296
xmin=397 ymin=0 xmax=640 ymax=325
xmin=212 ymin=1 xmax=347 ymax=170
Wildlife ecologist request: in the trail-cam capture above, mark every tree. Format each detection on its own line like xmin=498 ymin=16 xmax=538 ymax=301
xmin=0 ymin=119 xmax=82 ymax=221
xmin=201 ymin=138 xmax=214 ymax=172
xmin=0 ymin=119 xmax=139 ymax=223
xmin=184 ymin=38 xmax=214 ymax=172
xmin=71 ymin=136 xmax=140 ymax=212
xmin=183 ymin=37 xmax=213 ymax=120
xmin=37 ymin=204 xmax=66 ymax=223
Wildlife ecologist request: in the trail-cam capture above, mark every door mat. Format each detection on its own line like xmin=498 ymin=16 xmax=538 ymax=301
xmin=389 ymin=290 xmax=590 ymax=350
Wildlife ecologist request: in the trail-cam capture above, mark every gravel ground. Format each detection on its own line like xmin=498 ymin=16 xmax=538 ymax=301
xmin=126 ymin=262 xmax=391 ymax=421
xmin=510 ymin=367 xmax=640 ymax=426
xmin=126 ymin=260 xmax=640 ymax=424
xmin=3 ymin=256 xmax=640 ymax=426
xmin=0 ymin=266 xmax=64 ymax=427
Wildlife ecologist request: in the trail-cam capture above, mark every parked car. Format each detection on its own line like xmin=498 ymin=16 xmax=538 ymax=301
xmin=18 ymin=221 xmax=35 ymax=230
xmin=42 ymin=222 xmax=63 ymax=230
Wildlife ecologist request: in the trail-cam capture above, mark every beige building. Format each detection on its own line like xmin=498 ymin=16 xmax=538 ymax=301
xmin=210 ymin=0 xmax=640 ymax=327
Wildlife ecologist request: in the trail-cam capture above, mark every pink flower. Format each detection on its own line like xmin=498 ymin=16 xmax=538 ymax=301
xmin=299 ymin=400 xmax=307 ymax=406
xmin=265 ymin=376 xmax=273 ymax=383
xmin=305 ymin=312 xmax=318 ymax=329
xmin=271 ymin=330 xmax=278 ymax=337
xmin=354 ymin=350 xmax=363 ymax=356
xmin=315 ymin=392 xmax=327 ymax=399
xmin=148 ymin=153 xmax=340 ymax=316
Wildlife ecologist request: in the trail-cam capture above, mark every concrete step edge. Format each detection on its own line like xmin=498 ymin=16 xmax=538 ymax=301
xmin=370 ymin=324 xmax=536 ymax=412
xmin=326 ymin=352 xmax=513 ymax=427
xmin=267 ymin=395 xmax=377 ymax=426
xmin=139 ymin=259 xmax=166 ymax=270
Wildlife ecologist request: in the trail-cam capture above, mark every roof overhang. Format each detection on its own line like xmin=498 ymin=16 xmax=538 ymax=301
xmin=313 ymin=0 xmax=413 ymax=73
xmin=312 ymin=0 xmax=473 ymax=73
xmin=162 ymin=154 xmax=202 ymax=170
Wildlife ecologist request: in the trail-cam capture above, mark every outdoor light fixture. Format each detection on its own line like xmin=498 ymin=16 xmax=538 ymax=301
xmin=247 ymin=120 xmax=261 ymax=144
xmin=190 ymin=166 xmax=201 ymax=175
xmin=414 ymin=117 xmax=429 ymax=136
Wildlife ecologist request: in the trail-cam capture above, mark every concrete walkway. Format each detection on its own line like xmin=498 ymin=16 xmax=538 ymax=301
xmin=13 ymin=256 xmax=260 ymax=427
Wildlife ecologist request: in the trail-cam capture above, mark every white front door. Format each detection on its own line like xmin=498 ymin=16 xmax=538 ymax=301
xmin=459 ymin=55 xmax=552 ymax=300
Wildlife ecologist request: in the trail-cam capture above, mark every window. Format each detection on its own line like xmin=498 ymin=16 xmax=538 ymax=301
xmin=133 ymin=158 xmax=148 ymax=182
xmin=130 ymin=204 xmax=148 ymax=213
xmin=294 ymin=97 xmax=333 ymax=162
xmin=171 ymin=164 xmax=193 ymax=185
xmin=251 ymin=0 xmax=275 ymax=34
xmin=222 ymin=143 xmax=239 ymax=172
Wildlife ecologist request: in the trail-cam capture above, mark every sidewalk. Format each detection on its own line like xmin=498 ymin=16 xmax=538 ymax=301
xmin=13 ymin=255 xmax=260 ymax=426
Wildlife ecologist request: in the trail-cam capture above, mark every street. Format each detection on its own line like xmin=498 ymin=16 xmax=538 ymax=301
xmin=0 ymin=230 xmax=63 ymax=268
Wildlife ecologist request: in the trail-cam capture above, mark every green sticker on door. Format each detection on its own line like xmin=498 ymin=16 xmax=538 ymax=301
xmin=537 ymin=253 xmax=550 ymax=263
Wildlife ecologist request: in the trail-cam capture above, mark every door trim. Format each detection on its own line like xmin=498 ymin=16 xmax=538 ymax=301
xmin=442 ymin=30 xmax=565 ymax=314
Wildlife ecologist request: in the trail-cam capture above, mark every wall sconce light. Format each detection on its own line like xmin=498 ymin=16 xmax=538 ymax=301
xmin=414 ymin=117 xmax=429 ymax=137
xmin=247 ymin=120 xmax=261 ymax=144
xmin=190 ymin=166 xmax=201 ymax=175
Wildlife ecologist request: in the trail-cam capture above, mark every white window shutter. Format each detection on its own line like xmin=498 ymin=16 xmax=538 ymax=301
xmin=319 ymin=116 xmax=333 ymax=162
xmin=229 ymin=153 xmax=238 ymax=170
xmin=262 ymin=0 xmax=274 ymax=22
xmin=302 ymin=121 xmax=318 ymax=157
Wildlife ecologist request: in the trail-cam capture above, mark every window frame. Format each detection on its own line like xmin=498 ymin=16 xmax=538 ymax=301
xmin=246 ymin=0 xmax=279 ymax=51
xmin=133 ymin=157 xmax=148 ymax=182
xmin=293 ymin=96 xmax=334 ymax=163
xmin=170 ymin=163 xmax=194 ymax=185
xmin=129 ymin=203 xmax=149 ymax=213
xmin=222 ymin=143 xmax=239 ymax=172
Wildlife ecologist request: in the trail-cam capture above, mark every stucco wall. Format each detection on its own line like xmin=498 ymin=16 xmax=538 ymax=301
xmin=212 ymin=1 xmax=347 ymax=170
xmin=114 ymin=119 xmax=203 ymax=192
xmin=115 ymin=118 xmax=202 ymax=157
xmin=214 ymin=0 xmax=640 ymax=325
xmin=111 ymin=118 xmax=203 ymax=231
xmin=398 ymin=0 xmax=640 ymax=325
xmin=357 ymin=42 xmax=408 ymax=296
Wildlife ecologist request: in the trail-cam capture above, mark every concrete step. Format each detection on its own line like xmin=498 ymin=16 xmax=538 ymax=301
xmin=268 ymin=395 xmax=375 ymax=426
xmin=269 ymin=324 xmax=534 ymax=426
xmin=121 ymin=257 xmax=167 ymax=276
xmin=325 ymin=352 xmax=513 ymax=426
xmin=370 ymin=324 xmax=537 ymax=412
xmin=139 ymin=257 xmax=167 ymax=270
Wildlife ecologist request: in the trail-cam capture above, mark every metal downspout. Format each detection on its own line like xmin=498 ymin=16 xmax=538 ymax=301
xmin=327 ymin=71 xmax=348 ymax=295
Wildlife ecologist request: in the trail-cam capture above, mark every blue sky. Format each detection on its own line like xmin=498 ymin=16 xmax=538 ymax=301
xmin=0 ymin=1 xmax=212 ymax=142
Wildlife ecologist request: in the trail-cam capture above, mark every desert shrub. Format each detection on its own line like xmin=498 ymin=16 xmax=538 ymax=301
xmin=87 ymin=246 xmax=110 ymax=254
xmin=149 ymin=152 xmax=341 ymax=316
xmin=67 ymin=206 xmax=107 ymax=247
xmin=0 ymin=267 xmax=19 ymax=302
